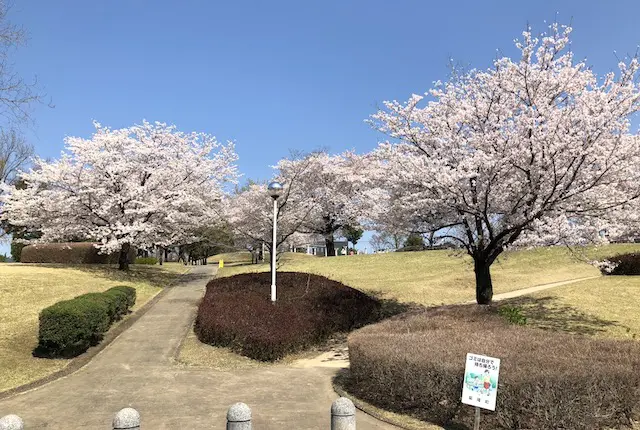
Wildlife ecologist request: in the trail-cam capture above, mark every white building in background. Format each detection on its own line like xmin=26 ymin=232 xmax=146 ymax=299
xmin=290 ymin=240 xmax=349 ymax=256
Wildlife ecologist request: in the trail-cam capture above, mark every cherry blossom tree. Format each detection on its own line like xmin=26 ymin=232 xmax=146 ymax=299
xmin=0 ymin=121 xmax=238 ymax=270
xmin=364 ymin=23 xmax=640 ymax=304
xmin=278 ymin=152 xmax=364 ymax=256
xmin=225 ymin=178 xmax=316 ymax=265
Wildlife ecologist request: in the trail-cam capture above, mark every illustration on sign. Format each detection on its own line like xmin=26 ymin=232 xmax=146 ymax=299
xmin=461 ymin=353 xmax=500 ymax=411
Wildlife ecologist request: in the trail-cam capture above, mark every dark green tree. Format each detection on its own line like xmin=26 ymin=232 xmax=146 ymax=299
xmin=342 ymin=225 xmax=364 ymax=252
xmin=403 ymin=233 xmax=425 ymax=251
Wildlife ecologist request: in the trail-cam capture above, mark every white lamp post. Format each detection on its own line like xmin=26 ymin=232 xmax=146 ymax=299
xmin=267 ymin=181 xmax=283 ymax=302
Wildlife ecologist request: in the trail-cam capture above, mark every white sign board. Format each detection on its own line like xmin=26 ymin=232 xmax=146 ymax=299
xmin=461 ymin=353 xmax=500 ymax=411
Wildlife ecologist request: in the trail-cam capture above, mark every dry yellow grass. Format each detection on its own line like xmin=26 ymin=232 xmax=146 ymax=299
xmin=514 ymin=275 xmax=640 ymax=340
xmin=208 ymin=251 xmax=315 ymax=266
xmin=207 ymin=251 xmax=252 ymax=265
xmin=0 ymin=262 xmax=189 ymax=393
xmin=217 ymin=244 xmax=640 ymax=306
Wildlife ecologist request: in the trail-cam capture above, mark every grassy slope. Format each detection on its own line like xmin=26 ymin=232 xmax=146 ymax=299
xmin=207 ymin=252 xmax=252 ymax=265
xmin=515 ymin=275 xmax=640 ymax=340
xmin=216 ymin=244 xmax=640 ymax=306
xmin=0 ymin=262 xmax=189 ymax=393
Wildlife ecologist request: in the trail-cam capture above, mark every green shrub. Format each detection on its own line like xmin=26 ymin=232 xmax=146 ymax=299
xmin=397 ymin=233 xmax=426 ymax=252
xmin=36 ymin=296 xmax=110 ymax=358
xmin=105 ymin=286 xmax=136 ymax=310
xmin=497 ymin=305 xmax=527 ymax=325
xmin=0 ymin=254 xmax=6 ymax=262
xmin=21 ymin=242 xmax=135 ymax=264
xmin=345 ymin=305 xmax=640 ymax=429
xmin=35 ymin=286 xmax=136 ymax=358
xmin=134 ymin=257 xmax=158 ymax=265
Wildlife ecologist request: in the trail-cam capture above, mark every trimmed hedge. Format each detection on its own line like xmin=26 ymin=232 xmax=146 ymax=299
xmin=134 ymin=257 xmax=158 ymax=265
xmin=35 ymin=286 xmax=136 ymax=358
xmin=194 ymin=272 xmax=381 ymax=361
xmin=21 ymin=242 xmax=135 ymax=264
xmin=605 ymin=252 xmax=640 ymax=275
xmin=345 ymin=304 xmax=640 ymax=430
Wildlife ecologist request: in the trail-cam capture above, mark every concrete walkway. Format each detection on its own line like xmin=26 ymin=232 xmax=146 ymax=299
xmin=492 ymin=276 xmax=600 ymax=301
xmin=0 ymin=265 xmax=397 ymax=429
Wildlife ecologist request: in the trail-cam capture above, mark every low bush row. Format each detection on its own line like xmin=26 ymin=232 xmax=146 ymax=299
xmin=35 ymin=286 xmax=136 ymax=358
xmin=194 ymin=272 xmax=381 ymax=361
xmin=21 ymin=242 xmax=136 ymax=264
xmin=344 ymin=304 xmax=640 ymax=430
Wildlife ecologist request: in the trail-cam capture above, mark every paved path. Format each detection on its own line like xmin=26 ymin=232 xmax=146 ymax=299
xmin=491 ymin=276 xmax=600 ymax=301
xmin=0 ymin=265 xmax=397 ymax=429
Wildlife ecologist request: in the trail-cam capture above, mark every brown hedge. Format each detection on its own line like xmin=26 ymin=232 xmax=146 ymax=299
xmin=194 ymin=272 xmax=381 ymax=361
xmin=21 ymin=242 xmax=135 ymax=264
xmin=344 ymin=305 xmax=640 ymax=430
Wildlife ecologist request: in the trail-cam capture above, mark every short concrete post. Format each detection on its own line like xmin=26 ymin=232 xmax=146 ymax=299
xmin=0 ymin=415 xmax=24 ymax=430
xmin=113 ymin=407 xmax=140 ymax=430
xmin=331 ymin=397 xmax=356 ymax=430
xmin=227 ymin=402 xmax=251 ymax=430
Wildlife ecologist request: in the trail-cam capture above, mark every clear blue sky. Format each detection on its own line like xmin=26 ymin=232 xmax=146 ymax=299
xmin=3 ymin=0 xmax=640 ymax=254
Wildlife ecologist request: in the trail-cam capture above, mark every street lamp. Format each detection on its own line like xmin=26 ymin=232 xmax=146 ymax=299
xmin=267 ymin=181 xmax=283 ymax=302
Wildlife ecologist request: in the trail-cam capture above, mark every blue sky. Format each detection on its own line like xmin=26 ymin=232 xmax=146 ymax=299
xmin=3 ymin=0 xmax=640 ymax=254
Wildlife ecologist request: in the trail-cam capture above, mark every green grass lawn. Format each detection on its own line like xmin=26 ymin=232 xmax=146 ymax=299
xmin=216 ymin=244 xmax=640 ymax=306
xmin=0 ymin=262 xmax=189 ymax=393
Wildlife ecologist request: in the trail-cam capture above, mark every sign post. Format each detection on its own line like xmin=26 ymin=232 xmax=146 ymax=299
xmin=461 ymin=353 xmax=500 ymax=430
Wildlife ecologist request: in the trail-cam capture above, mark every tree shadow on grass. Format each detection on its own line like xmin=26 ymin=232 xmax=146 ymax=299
xmin=501 ymin=295 xmax=629 ymax=337
xmin=364 ymin=290 xmax=425 ymax=321
xmin=30 ymin=263 xmax=207 ymax=289
xmin=221 ymin=261 xmax=256 ymax=268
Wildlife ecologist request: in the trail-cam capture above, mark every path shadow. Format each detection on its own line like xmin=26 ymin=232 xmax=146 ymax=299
xmin=173 ymin=271 xmax=214 ymax=284
xmin=501 ymin=295 xmax=627 ymax=336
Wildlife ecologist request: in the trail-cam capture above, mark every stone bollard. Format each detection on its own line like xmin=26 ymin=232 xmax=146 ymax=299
xmin=331 ymin=397 xmax=356 ymax=430
xmin=227 ymin=402 xmax=251 ymax=430
xmin=0 ymin=415 xmax=23 ymax=430
xmin=113 ymin=407 xmax=140 ymax=430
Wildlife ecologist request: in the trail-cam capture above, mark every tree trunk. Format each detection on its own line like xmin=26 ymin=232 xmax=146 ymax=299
xmin=474 ymin=258 xmax=493 ymax=304
xmin=325 ymin=236 xmax=335 ymax=257
xmin=118 ymin=243 xmax=131 ymax=271
xmin=427 ymin=231 xmax=435 ymax=248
